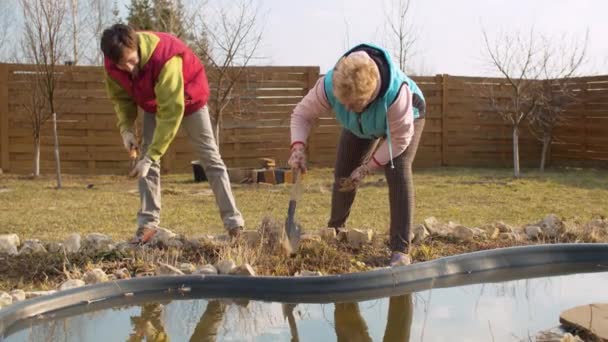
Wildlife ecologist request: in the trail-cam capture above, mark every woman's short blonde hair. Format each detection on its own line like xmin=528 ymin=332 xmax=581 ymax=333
xmin=332 ymin=52 xmax=379 ymax=108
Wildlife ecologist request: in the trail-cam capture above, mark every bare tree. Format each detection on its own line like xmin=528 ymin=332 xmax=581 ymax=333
xmin=19 ymin=0 xmax=68 ymax=184
xmin=482 ymin=28 xmax=544 ymax=178
xmin=195 ymin=0 xmax=264 ymax=147
xmin=384 ymin=0 xmax=416 ymax=72
xmin=528 ymin=32 xmax=588 ymax=172
xmin=69 ymin=0 xmax=80 ymax=64
xmin=88 ymin=0 xmax=114 ymax=65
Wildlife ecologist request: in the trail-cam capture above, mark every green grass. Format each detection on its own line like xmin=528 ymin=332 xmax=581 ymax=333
xmin=0 ymin=167 xmax=607 ymax=242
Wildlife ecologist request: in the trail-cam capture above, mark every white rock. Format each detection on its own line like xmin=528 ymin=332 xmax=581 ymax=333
xmin=215 ymin=259 xmax=236 ymax=274
xmin=319 ymin=228 xmax=337 ymax=241
xmin=63 ymin=233 xmax=81 ymax=253
xmin=0 ymin=235 xmax=19 ymax=255
xmin=412 ymin=224 xmax=430 ymax=244
xmin=496 ymin=221 xmax=514 ymax=233
xmin=157 ymin=263 xmax=185 ymax=276
xmin=9 ymin=290 xmax=26 ymax=302
xmin=179 ymin=263 xmax=196 ymax=274
xmin=0 ymin=292 xmax=12 ymax=308
xmin=150 ymin=227 xmax=177 ymax=246
xmin=525 ymin=225 xmax=542 ymax=240
xmin=229 ymin=264 xmax=256 ymax=276
xmin=59 ymin=279 xmax=86 ymax=291
xmin=423 ymin=217 xmax=443 ymax=235
xmin=347 ymin=229 xmax=374 ymax=248
xmin=114 ymin=268 xmax=131 ymax=279
xmin=452 ymin=225 xmax=475 ymax=241
xmin=19 ymin=239 xmax=47 ymax=255
xmin=83 ymin=268 xmax=109 ymax=284
xmin=0 ymin=234 xmax=20 ymax=248
xmin=46 ymin=242 xmax=63 ymax=254
xmin=194 ymin=264 xmax=218 ymax=275
xmin=82 ymin=233 xmax=114 ymax=254
xmin=539 ymin=214 xmax=565 ymax=238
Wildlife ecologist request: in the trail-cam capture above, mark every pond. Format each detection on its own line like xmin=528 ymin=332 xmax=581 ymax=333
xmin=5 ymin=271 xmax=608 ymax=341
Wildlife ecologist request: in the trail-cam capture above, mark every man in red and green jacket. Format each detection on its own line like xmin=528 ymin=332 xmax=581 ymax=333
xmin=101 ymin=24 xmax=244 ymax=242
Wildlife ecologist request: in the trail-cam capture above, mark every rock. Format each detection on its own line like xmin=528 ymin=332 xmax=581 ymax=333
xmin=499 ymin=232 xmax=520 ymax=241
xmin=150 ymin=227 xmax=177 ymax=246
xmin=115 ymin=242 xmax=135 ymax=254
xmin=300 ymin=234 xmax=322 ymax=243
xmin=488 ymin=226 xmax=501 ymax=240
xmin=157 ymin=263 xmax=185 ymax=276
xmin=496 ymin=221 xmax=514 ymax=233
xmin=114 ymin=268 xmax=131 ymax=279
xmin=539 ymin=214 xmax=565 ymax=238
xmin=229 ymin=264 xmax=256 ymax=276
xmin=0 ymin=234 xmax=20 ymax=248
xmin=63 ymin=233 xmax=81 ymax=253
xmin=83 ymin=268 xmax=109 ymax=284
xmin=179 ymin=263 xmax=196 ymax=274
xmin=9 ymin=290 xmax=26 ymax=302
xmin=319 ymin=228 xmax=337 ymax=241
xmin=561 ymin=334 xmax=584 ymax=342
xmin=0 ymin=234 xmax=19 ymax=255
xmin=46 ymin=242 xmax=64 ymax=254
xmin=412 ymin=224 xmax=430 ymax=244
xmin=525 ymin=225 xmax=542 ymax=240
xmin=215 ymin=259 xmax=236 ymax=274
xmin=82 ymin=233 xmax=114 ymax=255
xmin=19 ymin=239 xmax=47 ymax=255
xmin=194 ymin=264 xmax=218 ymax=275
xmin=337 ymin=229 xmax=349 ymax=242
xmin=0 ymin=292 xmax=12 ymax=308
xmin=25 ymin=290 xmax=56 ymax=299
xmin=241 ymin=230 xmax=261 ymax=246
xmin=164 ymin=239 xmax=184 ymax=249
xmin=560 ymin=304 xmax=608 ymax=341
xmin=59 ymin=279 xmax=86 ymax=291
xmin=347 ymin=229 xmax=374 ymax=248
xmin=451 ymin=225 xmax=475 ymax=241
xmin=423 ymin=217 xmax=443 ymax=235
xmin=295 ymin=270 xmax=323 ymax=277
xmin=585 ymin=217 xmax=608 ymax=230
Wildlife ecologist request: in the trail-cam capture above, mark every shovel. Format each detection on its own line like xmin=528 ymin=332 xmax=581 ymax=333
xmin=284 ymin=168 xmax=303 ymax=255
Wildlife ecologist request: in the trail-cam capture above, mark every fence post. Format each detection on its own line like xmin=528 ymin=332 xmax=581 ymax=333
xmin=0 ymin=64 xmax=9 ymax=172
xmin=440 ymin=74 xmax=449 ymax=166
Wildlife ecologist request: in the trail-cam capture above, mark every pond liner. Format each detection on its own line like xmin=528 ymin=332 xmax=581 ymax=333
xmin=1 ymin=243 xmax=608 ymax=338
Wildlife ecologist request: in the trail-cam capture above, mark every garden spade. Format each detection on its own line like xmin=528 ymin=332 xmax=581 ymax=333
xmin=284 ymin=168 xmax=303 ymax=255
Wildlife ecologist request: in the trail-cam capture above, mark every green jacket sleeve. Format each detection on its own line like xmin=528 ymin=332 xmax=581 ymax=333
xmin=104 ymin=72 xmax=138 ymax=133
xmin=146 ymin=56 xmax=186 ymax=161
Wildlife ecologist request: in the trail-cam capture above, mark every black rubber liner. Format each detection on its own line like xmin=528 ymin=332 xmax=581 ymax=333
xmin=1 ymin=243 xmax=608 ymax=338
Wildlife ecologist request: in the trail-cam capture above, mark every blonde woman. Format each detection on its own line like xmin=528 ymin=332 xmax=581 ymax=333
xmin=289 ymin=44 xmax=426 ymax=267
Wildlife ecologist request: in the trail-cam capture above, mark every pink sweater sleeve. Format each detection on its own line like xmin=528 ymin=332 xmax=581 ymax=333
xmin=290 ymin=77 xmax=332 ymax=146
xmin=366 ymin=85 xmax=415 ymax=169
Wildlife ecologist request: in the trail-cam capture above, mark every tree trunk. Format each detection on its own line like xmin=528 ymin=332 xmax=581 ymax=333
xmin=214 ymin=111 xmax=222 ymax=151
xmin=33 ymin=137 xmax=40 ymax=177
xmin=512 ymin=126 xmax=520 ymax=178
xmin=540 ymin=134 xmax=551 ymax=173
xmin=52 ymin=113 xmax=62 ymax=189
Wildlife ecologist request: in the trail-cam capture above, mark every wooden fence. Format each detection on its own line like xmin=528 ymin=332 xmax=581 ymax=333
xmin=0 ymin=63 xmax=607 ymax=174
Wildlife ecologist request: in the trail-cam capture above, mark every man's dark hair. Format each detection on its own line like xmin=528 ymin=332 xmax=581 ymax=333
xmin=100 ymin=24 xmax=138 ymax=63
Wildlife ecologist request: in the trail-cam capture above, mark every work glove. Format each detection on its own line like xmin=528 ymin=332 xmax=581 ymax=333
xmin=288 ymin=144 xmax=307 ymax=173
xmin=339 ymin=164 xmax=370 ymax=192
xmin=121 ymin=130 xmax=139 ymax=153
xmin=130 ymin=156 xmax=154 ymax=179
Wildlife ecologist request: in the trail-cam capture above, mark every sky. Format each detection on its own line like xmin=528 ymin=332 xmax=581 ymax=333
xmin=248 ymin=0 xmax=608 ymax=76
xmin=4 ymin=0 xmax=607 ymax=77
